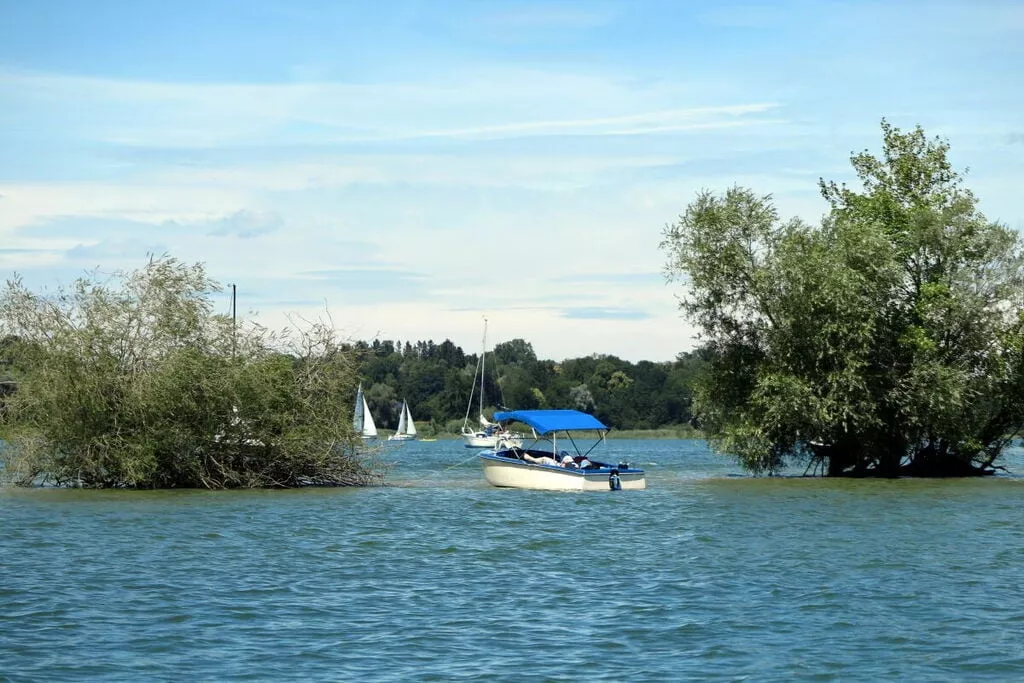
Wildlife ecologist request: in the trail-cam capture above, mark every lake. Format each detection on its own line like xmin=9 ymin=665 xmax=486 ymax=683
xmin=2 ymin=439 xmax=1023 ymax=681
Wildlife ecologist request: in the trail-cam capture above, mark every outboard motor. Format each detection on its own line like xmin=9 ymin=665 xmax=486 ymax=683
xmin=609 ymin=469 xmax=622 ymax=491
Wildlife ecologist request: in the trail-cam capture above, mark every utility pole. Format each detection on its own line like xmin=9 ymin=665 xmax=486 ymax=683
xmin=230 ymin=283 xmax=237 ymax=360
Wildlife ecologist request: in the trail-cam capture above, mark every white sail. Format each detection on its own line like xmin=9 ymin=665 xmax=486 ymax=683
xmin=361 ymin=394 xmax=377 ymax=437
xmin=405 ymin=403 xmax=417 ymax=436
xmin=388 ymin=399 xmax=417 ymax=441
xmin=396 ymin=400 xmax=408 ymax=435
xmin=353 ymin=383 xmax=365 ymax=433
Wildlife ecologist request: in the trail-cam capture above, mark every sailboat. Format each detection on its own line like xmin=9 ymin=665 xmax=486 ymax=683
xmin=353 ymin=382 xmax=378 ymax=439
xmin=461 ymin=318 xmax=523 ymax=449
xmin=387 ymin=400 xmax=418 ymax=441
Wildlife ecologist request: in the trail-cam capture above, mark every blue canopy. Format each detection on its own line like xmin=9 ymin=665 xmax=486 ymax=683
xmin=492 ymin=409 xmax=608 ymax=434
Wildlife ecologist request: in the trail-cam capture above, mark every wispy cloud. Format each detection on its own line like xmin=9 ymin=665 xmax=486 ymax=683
xmin=298 ymin=268 xmax=433 ymax=304
xmin=412 ymin=104 xmax=780 ymax=140
xmin=206 ymin=210 xmax=283 ymax=238
xmin=0 ymin=67 xmax=781 ymax=148
xmin=0 ymin=247 xmax=67 ymax=276
xmin=0 ymin=181 xmax=248 ymax=233
xmin=547 ymin=271 xmax=663 ymax=286
xmin=65 ymin=240 xmax=172 ymax=263
xmin=561 ymin=306 xmax=653 ymax=320
xmin=11 ymin=215 xmax=169 ymax=240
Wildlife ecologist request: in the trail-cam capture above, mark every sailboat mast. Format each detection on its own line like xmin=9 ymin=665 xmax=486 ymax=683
xmin=479 ymin=316 xmax=487 ymax=419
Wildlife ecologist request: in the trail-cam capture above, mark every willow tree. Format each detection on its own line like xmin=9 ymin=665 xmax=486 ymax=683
xmin=0 ymin=255 xmax=382 ymax=488
xmin=661 ymin=121 xmax=1024 ymax=476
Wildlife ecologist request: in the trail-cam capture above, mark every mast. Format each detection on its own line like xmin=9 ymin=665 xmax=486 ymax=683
xmin=479 ymin=316 xmax=487 ymax=420
xmin=461 ymin=348 xmax=481 ymax=432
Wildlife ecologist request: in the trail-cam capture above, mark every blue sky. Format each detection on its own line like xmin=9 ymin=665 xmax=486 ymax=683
xmin=2 ymin=0 xmax=1022 ymax=361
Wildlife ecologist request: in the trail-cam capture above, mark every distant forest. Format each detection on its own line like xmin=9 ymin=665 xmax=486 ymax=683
xmin=348 ymin=338 xmax=705 ymax=432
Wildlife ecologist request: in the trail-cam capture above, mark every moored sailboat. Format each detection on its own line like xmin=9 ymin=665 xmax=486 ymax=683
xmin=461 ymin=317 xmax=522 ymax=449
xmin=353 ymin=382 xmax=378 ymax=439
xmin=388 ymin=400 xmax=418 ymax=441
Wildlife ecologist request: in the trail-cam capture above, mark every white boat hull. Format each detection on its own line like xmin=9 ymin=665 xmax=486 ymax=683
xmin=387 ymin=433 xmax=416 ymax=441
xmin=462 ymin=432 xmax=523 ymax=449
xmin=479 ymin=453 xmax=645 ymax=491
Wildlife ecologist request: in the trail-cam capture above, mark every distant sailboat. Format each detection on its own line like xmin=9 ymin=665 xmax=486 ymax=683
xmin=388 ymin=400 xmax=418 ymax=441
xmin=353 ymin=383 xmax=378 ymax=439
xmin=461 ymin=317 xmax=522 ymax=449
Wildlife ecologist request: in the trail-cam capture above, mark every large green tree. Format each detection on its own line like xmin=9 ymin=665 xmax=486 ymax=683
xmin=0 ymin=256 xmax=381 ymax=488
xmin=661 ymin=120 xmax=1024 ymax=476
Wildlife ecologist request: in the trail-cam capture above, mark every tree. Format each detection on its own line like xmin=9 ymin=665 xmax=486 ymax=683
xmin=665 ymin=352 xmax=705 ymax=427
xmin=338 ymin=331 xmax=710 ymax=430
xmin=492 ymin=339 xmax=537 ymax=368
xmin=499 ymin=365 xmax=544 ymax=410
xmin=661 ymin=120 xmax=1024 ymax=476
xmin=365 ymin=382 xmax=398 ymax=428
xmin=0 ymin=255 xmax=382 ymax=488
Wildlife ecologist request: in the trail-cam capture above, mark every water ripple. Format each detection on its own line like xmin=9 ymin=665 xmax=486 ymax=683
xmin=2 ymin=440 xmax=1023 ymax=681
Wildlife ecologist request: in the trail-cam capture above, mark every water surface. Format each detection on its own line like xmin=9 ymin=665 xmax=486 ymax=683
xmin=2 ymin=440 xmax=1023 ymax=681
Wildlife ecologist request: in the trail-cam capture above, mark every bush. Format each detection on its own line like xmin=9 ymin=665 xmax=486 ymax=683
xmin=0 ymin=255 xmax=382 ymax=488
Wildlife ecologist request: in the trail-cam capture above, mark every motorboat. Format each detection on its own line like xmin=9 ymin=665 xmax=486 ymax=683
xmin=478 ymin=409 xmax=645 ymax=491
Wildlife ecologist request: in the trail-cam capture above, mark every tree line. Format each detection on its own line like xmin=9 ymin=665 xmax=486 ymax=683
xmin=347 ymin=337 xmax=705 ymax=434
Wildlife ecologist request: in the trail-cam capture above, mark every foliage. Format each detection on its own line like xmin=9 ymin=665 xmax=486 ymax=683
xmin=348 ymin=337 xmax=705 ymax=433
xmin=661 ymin=120 xmax=1024 ymax=476
xmin=0 ymin=256 xmax=381 ymax=488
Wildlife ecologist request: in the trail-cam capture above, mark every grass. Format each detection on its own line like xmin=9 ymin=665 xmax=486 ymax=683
xmin=605 ymin=426 xmax=702 ymax=439
xmin=396 ymin=425 xmax=703 ymax=440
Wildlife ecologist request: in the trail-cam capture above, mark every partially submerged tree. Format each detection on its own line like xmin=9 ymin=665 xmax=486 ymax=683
xmin=0 ymin=255 xmax=382 ymax=488
xmin=661 ymin=120 xmax=1024 ymax=476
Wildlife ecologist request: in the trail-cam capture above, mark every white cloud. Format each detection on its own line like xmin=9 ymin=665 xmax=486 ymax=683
xmin=3 ymin=26 xmax=1021 ymax=364
xmin=0 ymin=181 xmax=250 ymax=234
xmin=206 ymin=210 xmax=284 ymax=238
xmin=410 ymin=104 xmax=781 ymax=140
xmin=1 ymin=66 xmax=781 ymax=147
